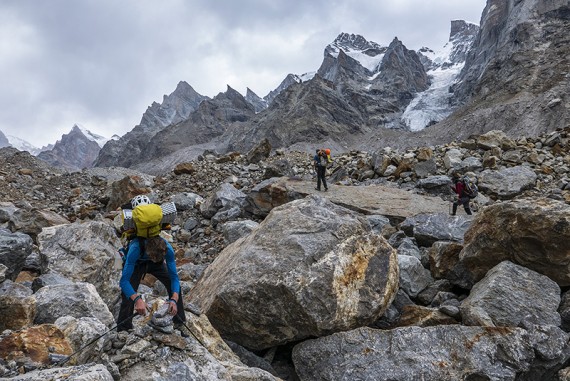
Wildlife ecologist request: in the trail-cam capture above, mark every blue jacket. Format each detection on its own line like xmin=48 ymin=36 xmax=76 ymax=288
xmin=119 ymin=237 xmax=180 ymax=298
xmin=314 ymin=153 xmax=327 ymax=167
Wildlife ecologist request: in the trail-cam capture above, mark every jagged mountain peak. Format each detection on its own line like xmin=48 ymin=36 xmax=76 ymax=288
xmin=329 ymin=32 xmax=385 ymax=54
xmin=450 ymin=19 xmax=479 ymax=40
xmin=0 ymin=130 xmax=10 ymax=148
xmin=325 ymin=32 xmax=387 ymax=73
xmin=72 ymin=124 xmax=109 ymax=148
xmin=263 ymin=74 xmax=303 ymax=106
xmin=223 ymin=85 xmax=242 ymax=98
xmin=246 ymin=88 xmax=268 ymax=114
xmin=417 ymin=19 xmax=479 ymax=71
xmin=37 ymin=124 xmax=104 ymax=170
xmin=214 ymin=86 xmax=253 ymax=111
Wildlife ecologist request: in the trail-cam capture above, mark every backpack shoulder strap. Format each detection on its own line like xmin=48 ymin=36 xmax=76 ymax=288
xmin=139 ymin=238 xmax=147 ymax=257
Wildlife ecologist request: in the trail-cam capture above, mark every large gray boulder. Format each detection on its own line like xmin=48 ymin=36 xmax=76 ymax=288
xmin=200 ymin=183 xmax=247 ymax=220
xmin=221 ymin=220 xmax=259 ymax=245
xmin=54 ymin=316 xmax=108 ymax=364
xmin=400 ymin=213 xmax=473 ymax=247
xmin=247 ymin=178 xmax=450 ymax=219
xmin=478 ymin=165 xmax=537 ymax=199
xmin=454 ymin=198 xmax=570 ymax=288
xmin=397 ymin=255 xmax=433 ymax=298
xmin=0 ymin=228 xmax=33 ymax=281
xmin=8 ymin=208 xmax=70 ymax=241
xmin=6 ymin=364 xmax=113 ymax=381
xmin=37 ymin=221 xmax=122 ymax=306
xmin=461 ymin=261 xmax=561 ymax=327
xmin=34 ymin=282 xmax=114 ymax=327
xmin=293 ymin=324 xmax=570 ymax=381
xmin=190 ymin=195 xmax=399 ymax=350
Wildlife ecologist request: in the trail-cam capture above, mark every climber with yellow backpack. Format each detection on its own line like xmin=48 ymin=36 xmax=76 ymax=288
xmin=116 ymin=195 xmax=189 ymax=332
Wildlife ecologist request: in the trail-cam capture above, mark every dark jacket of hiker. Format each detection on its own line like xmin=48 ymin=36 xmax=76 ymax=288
xmin=451 ymin=178 xmax=472 ymax=215
xmin=313 ymin=149 xmax=328 ymax=191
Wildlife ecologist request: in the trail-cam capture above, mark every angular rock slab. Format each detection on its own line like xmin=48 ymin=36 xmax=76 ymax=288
xmin=190 ymin=195 xmax=399 ymax=350
xmin=456 ymin=198 xmax=570 ymax=288
xmin=293 ymin=325 xmax=570 ymax=381
xmin=246 ymin=177 xmax=450 ymax=219
xmin=34 ymin=282 xmax=114 ymax=327
xmin=200 ymin=183 xmax=247 ymax=219
xmin=0 ymin=228 xmax=33 ymax=281
xmin=37 ymin=220 xmax=122 ymax=306
xmin=400 ymin=213 xmax=473 ymax=247
xmin=478 ymin=165 xmax=537 ymax=199
xmin=461 ymin=261 xmax=561 ymax=327
xmin=6 ymin=364 xmax=113 ymax=381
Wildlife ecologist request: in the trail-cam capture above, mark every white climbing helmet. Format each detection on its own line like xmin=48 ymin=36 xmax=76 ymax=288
xmin=131 ymin=195 xmax=151 ymax=209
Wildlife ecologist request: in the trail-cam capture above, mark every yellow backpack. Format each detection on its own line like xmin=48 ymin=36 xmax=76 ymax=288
xmin=132 ymin=204 xmax=163 ymax=238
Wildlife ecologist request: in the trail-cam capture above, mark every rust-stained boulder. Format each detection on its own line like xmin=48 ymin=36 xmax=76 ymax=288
xmin=0 ymin=281 xmax=35 ymax=331
xmin=429 ymin=241 xmax=464 ymax=280
xmin=396 ymin=305 xmax=458 ymax=328
xmin=190 ymin=195 xmax=399 ymax=350
xmin=0 ymin=324 xmax=72 ymax=366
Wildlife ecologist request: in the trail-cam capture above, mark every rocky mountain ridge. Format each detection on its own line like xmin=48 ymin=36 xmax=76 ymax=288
xmin=37 ymin=125 xmax=108 ymax=170
xmin=89 ymin=17 xmax=478 ymax=171
xmin=413 ymin=0 xmax=570 ymax=145
xmin=1 ymin=125 xmax=569 ymax=379
xmin=99 ymin=0 xmax=567 ymax=172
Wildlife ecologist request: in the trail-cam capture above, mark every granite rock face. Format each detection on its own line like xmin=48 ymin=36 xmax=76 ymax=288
xmin=94 ymin=81 xmax=208 ymax=168
xmin=292 ymin=325 xmax=570 ymax=381
xmin=453 ymin=198 xmax=570 ymax=288
xmin=461 ymin=261 xmax=561 ymax=327
xmin=37 ymin=125 xmax=102 ymax=170
xmin=190 ymin=195 xmax=399 ymax=350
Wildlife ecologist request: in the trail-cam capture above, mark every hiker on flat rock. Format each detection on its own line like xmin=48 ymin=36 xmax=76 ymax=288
xmin=313 ymin=149 xmax=328 ymax=192
xmin=117 ymin=197 xmax=187 ymax=332
xmin=450 ymin=173 xmax=472 ymax=216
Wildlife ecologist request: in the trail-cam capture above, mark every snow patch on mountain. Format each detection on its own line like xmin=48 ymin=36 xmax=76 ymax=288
xmin=327 ymin=33 xmax=386 ymax=72
xmin=403 ymin=20 xmax=479 ymax=130
xmin=402 ymin=64 xmax=464 ymax=131
xmin=5 ymin=135 xmax=53 ymax=155
xmin=299 ymin=72 xmax=316 ymax=82
xmin=75 ymin=124 xmax=109 ymax=148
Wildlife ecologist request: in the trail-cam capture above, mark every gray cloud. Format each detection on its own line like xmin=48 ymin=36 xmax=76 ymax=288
xmin=0 ymin=0 xmax=486 ymax=147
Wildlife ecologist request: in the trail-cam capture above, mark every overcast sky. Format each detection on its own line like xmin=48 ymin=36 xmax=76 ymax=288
xmin=0 ymin=0 xmax=486 ymax=147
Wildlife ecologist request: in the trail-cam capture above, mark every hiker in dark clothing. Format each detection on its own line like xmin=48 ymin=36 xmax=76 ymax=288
xmin=313 ymin=149 xmax=328 ymax=191
xmin=117 ymin=235 xmax=186 ymax=331
xmin=450 ymin=174 xmax=472 ymax=215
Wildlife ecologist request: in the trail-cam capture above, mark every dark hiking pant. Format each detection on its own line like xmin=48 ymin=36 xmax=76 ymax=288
xmin=117 ymin=261 xmax=186 ymax=331
xmin=316 ymin=166 xmax=328 ymax=190
xmin=453 ymin=196 xmax=472 ymax=215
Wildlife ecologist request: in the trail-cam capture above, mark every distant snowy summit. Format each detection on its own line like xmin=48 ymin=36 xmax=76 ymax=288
xmin=325 ymin=32 xmax=387 ymax=73
xmin=73 ymin=124 xmax=110 ymax=148
xmin=6 ymin=135 xmax=49 ymax=156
